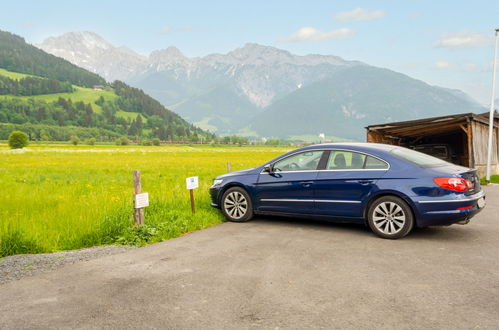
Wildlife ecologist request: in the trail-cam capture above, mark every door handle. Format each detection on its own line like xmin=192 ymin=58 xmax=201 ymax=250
xmin=300 ymin=181 xmax=314 ymax=188
xmin=357 ymin=180 xmax=374 ymax=185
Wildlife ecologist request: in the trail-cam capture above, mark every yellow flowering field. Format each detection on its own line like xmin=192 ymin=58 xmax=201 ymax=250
xmin=0 ymin=144 xmax=290 ymax=256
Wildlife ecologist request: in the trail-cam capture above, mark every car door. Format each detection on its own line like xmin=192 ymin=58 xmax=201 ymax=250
xmin=255 ymin=150 xmax=326 ymax=214
xmin=315 ymin=150 xmax=389 ymax=218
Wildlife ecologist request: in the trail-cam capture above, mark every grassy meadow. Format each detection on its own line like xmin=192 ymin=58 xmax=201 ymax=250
xmin=0 ymin=144 xmax=290 ymax=257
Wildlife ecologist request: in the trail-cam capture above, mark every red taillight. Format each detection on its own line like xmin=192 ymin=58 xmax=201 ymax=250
xmin=433 ymin=177 xmax=473 ymax=192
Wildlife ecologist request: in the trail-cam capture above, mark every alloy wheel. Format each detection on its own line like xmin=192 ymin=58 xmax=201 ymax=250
xmin=224 ymin=191 xmax=248 ymax=220
xmin=372 ymin=201 xmax=406 ymax=235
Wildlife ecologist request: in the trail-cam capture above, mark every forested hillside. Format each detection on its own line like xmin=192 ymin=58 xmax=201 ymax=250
xmin=0 ymin=75 xmax=73 ymax=96
xmin=0 ymin=30 xmax=215 ymax=142
xmin=0 ymin=31 xmax=105 ymax=88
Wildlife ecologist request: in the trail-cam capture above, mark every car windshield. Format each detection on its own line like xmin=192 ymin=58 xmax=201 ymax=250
xmin=391 ymin=147 xmax=449 ymax=167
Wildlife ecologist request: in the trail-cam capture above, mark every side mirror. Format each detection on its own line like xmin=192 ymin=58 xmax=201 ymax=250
xmin=263 ymin=164 xmax=274 ymax=174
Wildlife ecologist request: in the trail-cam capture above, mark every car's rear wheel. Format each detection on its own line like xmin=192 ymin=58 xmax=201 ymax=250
xmin=367 ymin=196 xmax=414 ymax=239
xmin=221 ymin=187 xmax=253 ymax=222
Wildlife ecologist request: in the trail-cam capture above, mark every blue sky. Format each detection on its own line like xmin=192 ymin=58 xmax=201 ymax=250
xmin=2 ymin=0 xmax=498 ymax=105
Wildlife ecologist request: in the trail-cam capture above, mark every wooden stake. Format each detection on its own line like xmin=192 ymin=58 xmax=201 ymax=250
xmin=189 ymin=189 xmax=195 ymax=214
xmin=227 ymin=161 xmax=232 ymax=172
xmin=133 ymin=170 xmax=145 ymax=225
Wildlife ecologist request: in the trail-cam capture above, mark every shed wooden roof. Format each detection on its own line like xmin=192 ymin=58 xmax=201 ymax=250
xmin=366 ymin=112 xmax=498 ymax=138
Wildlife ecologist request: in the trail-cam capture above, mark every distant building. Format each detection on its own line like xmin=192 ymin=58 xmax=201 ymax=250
xmin=366 ymin=112 xmax=499 ymax=176
xmin=93 ymin=85 xmax=104 ymax=91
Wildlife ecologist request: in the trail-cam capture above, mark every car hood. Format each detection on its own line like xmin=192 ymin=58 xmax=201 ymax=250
xmin=216 ymin=167 xmax=258 ymax=179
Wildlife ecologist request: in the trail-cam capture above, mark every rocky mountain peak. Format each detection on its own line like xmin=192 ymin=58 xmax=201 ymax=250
xmin=148 ymin=46 xmax=191 ymax=71
xmin=231 ymin=43 xmax=293 ymax=59
xmin=41 ymin=31 xmax=113 ymax=51
xmin=150 ymin=46 xmax=187 ymax=62
xmin=38 ymin=31 xmax=146 ymax=81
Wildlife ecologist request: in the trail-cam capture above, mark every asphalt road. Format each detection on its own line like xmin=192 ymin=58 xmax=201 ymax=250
xmin=1 ymin=186 xmax=498 ymax=329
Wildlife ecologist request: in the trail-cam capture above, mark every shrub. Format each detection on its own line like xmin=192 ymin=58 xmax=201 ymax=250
xmin=116 ymin=224 xmax=162 ymax=246
xmin=141 ymin=139 xmax=152 ymax=146
xmin=152 ymin=138 xmax=160 ymax=146
xmin=8 ymin=131 xmax=28 ymax=149
xmin=69 ymin=135 xmax=80 ymax=145
xmin=86 ymin=137 xmax=96 ymax=145
xmin=115 ymin=136 xmax=129 ymax=146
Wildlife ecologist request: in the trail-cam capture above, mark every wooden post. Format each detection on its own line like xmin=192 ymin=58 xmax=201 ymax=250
xmin=227 ymin=161 xmax=232 ymax=172
xmin=189 ymin=189 xmax=195 ymax=214
xmin=466 ymin=121 xmax=474 ymax=168
xmin=133 ymin=170 xmax=145 ymax=225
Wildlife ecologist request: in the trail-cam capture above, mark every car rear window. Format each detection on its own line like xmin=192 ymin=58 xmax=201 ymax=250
xmin=391 ymin=147 xmax=449 ymax=167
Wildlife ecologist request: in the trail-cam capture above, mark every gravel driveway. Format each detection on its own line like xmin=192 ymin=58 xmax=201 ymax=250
xmin=0 ymin=245 xmax=136 ymax=285
xmin=1 ymin=186 xmax=498 ymax=329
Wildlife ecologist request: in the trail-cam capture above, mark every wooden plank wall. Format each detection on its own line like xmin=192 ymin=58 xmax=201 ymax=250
xmin=472 ymin=121 xmax=498 ymax=166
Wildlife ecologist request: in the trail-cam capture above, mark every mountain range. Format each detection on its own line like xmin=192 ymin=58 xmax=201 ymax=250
xmin=38 ymin=31 xmax=486 ymax=140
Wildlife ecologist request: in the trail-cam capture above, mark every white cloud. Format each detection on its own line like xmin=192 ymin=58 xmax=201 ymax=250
xmin=334 ymin=8 xmax=385 ymax=22
xmin=434 ymin=31 xmax=491 ymax=48
xmin=281 ymin=27 xmax=354 ymax=42
xmin=434 ymin=61 xmax=451 ymax=69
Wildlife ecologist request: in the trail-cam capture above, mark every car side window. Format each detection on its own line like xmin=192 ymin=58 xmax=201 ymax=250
xmin=273 ymin=151 xmax=324 ymax=172
xmin=364 ymin=156 xmax=389 ymax=169
xmin=327 ymin=151 xmax=365 ymax=170
xmin=327 ymin=151 xmax=388 ymax=170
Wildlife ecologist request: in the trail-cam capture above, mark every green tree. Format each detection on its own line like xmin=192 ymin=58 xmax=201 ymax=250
xmin=115 ymin=136 xmax=129 ymax=146
xmin=135 ymin=114 xmax=143 ymax=136
xmin=152 ymin=138 xmax=160 ymax=146
xmin=69 ymin=135 xmax=80 ymax=145
xmin=86 ymin=137 xmax=96 ymax=145
xmin=8 ymin=130 xmax=28 ymax=149
xmin=39 ymin=128 xmax=50 ymax=141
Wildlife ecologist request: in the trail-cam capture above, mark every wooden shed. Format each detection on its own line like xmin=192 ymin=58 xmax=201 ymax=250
xmin=366 ymin=112 xmax=499 ymax=177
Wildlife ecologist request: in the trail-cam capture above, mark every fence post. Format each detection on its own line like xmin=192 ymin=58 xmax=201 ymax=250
xmin=133 ymin=170 xmax=145 ymax=225
xmin=189 ymin=189 xmax=196 ymax=214
xmin=227 ymin=161 xmax=232 ymax=172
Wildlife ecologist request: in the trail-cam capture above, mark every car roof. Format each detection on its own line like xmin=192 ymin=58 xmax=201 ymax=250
xmin=305 ymin=142 xmax=398 ymax=152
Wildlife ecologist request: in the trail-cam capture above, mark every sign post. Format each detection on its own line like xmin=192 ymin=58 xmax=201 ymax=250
xmin=133 ymin=170 xmax=148 ymax=225
xmin=186 ymin=176 xmax=199 ymax=214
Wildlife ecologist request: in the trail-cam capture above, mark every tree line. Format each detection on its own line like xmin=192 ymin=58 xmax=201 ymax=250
xmin=0 ymin=75 xmax=73 ymax=96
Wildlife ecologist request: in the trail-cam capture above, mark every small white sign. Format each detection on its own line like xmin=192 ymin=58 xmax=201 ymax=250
xmin=135 ymin=192 xmax=149 ymax=209
xmin=186 ymin=176 xmax=199 ymax=190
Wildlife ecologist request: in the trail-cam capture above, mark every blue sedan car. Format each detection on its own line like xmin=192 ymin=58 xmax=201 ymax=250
xmin=210 ymin=143 xmax=485 ymax=239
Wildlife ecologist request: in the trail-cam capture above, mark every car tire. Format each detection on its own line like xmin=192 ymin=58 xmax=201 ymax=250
xmin=367 ymin=196 xmax=414 ymax=239
xmin=221 ymin=187 xmax=254 ymax=222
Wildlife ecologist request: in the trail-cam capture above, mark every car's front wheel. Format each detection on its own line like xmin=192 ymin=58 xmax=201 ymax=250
xmin=221 ymin=187 xmax=253 ymax=222
xmin=367 ymin=196 xmax=414 ymax=239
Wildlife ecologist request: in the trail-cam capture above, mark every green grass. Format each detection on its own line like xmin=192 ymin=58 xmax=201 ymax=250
xmin=0 ymin=144 xmax=291 ymax=257
xmin=0 ymin=68 xmax=33 ymax=80
xmin=13 ymin=86 xmax=117 ymax=114
xmin=480 ymin=175 xmax=499 ymax=185
xmin=116 ymin=110 xmax=147 ymax=122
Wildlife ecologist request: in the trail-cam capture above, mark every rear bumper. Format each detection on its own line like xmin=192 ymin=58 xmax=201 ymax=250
xmin=414 ymin=190 xmax=485 ymax=227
